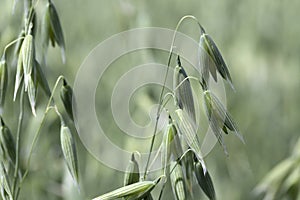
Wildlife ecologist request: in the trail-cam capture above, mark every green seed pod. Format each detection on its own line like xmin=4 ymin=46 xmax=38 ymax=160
xmin=174 ymin=109 xmax=205 ymax=166
xmin=200 ymin=34 xmax=234 ymax=90
xmin=173 ymin=56 xmax=196 ymax=122
xmin=170 ymin=161 xmax=186 ymax=200
xmin=21 ymin=34 xmax=34 ymax=91
xmin=14 ymin=52 xmax=24 ymax=101
xmin=203 ymin=90 xmax=244 ymax=152
xmin=195 ymin=161 xmax=216 ymax=200
xmin=60 ymin=121 xmax=78 ymax=184
xmin=60 ymin=79 xmax=74 ymax=121
xmin=93 ymin=178 xmax=161 ymax=200
xmin=124 ymin=153 xmax=140 ymax=186
xmin=0 ymin=162 xmax=12 ymax=199
xmin=0 ymin=117 xmax=16 ymax=165
xmin=0 ymin=58 xmax=8 ymax=108
xmin=161 ymin=122 xmax=176 ymax=176
xmin=184 ymin=150 xmax=194 ymax=194
xmin=47 ymin=0 xmax=66 ymax=63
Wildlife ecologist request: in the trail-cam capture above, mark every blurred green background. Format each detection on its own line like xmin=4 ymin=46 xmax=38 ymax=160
xmin=1 ymin=0 xmax=300 ymax=199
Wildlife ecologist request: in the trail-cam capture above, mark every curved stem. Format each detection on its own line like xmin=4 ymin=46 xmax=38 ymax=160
xmin=19 ymin=76 xmax=64 ymax=186
xmin=12 ymin=84 xmax=24 ymax=199
xmin=1 ymin=37 xmax=25 ymax=59
xmin=143 ymin=16 xmax=204 ymax=178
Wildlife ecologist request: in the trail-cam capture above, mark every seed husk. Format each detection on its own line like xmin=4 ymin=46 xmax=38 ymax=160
xmin=47 ymin=0 xmax=66 ymax=63
xmin=184 ymin=150 xmax=194 ymax=194
xmin=14 ymin=51 xmax=24 ymax=101
xmin=0 ymin=117 xmax=16 ymax=165
xmin=60 ymin=121 xmax=78 ymax=184
xmin=124 ymin=153 xmax=140 ymax=186
xmin=161 ymin=122 xmax=176 ymax=176
xmin=93 ymin=178 xmax=161 ymax=200
xmin=170 ymin=161 xmax=186 ymax=200
xmin=0 ymin=162 xmax=12 ymax=200
xmin=195 ymin=161 xmax=216 ymax=200
xmin=174 ymin=56 xmax=196 ymax=122
xmin=22 ymin=34 xmax=34 ymax=91
xmin=200 ymin=34 xmax=234 ymax=90
xmin=27 ymin=76 xmax=36 ymax=116
xmin=0 ymin=58 xmax=8 ymax=108
xmin=174 ymin=108 xmax=206 ymax=172
xmin=203 ymin=90 xmax=244 ymax=145
xmin=60 ymin=79 xmax=74 ymax=121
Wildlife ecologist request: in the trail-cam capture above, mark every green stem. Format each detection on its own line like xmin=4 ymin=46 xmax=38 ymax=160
xmin=12 ymin=84 xmax=24 ymax=199
xmin=18 ymin=76 xmax=64 ymax=189
xmin=1 ymin=37 xmax=25 ymax=59
xmin=143 ymin=15 xmax=204 ymax=178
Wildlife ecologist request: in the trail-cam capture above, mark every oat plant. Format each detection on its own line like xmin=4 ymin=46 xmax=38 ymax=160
xmin=92 ymin=15 xmax=244 ymax=200
xmin=1 ymin=1 xmax=244 ymax=199
xmin=0 ymin=0 xmax=79 ymax=199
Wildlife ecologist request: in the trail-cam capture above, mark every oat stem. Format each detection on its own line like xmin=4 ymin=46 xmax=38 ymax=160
xmin=144 ymin=15 xmax=204 ymax=178
xmin=18 ymin=76 xmax=64 ymax=191
xmin=12 ymin=84 xmax=24 ymax=199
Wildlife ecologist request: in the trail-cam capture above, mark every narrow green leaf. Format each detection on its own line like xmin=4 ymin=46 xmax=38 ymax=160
xmin=174 ymin=56 xmax=196 ymax=122
xmin=48 ymin=1 xmax=66 ymax=63
xmin=93 ymin=178 xmax=161 ymax=200
xmin=124 ymin=153 xmax=140 ymax=186
xmin=60 ymin=79 xmax=74 ymax=121
xmin=60 ymin=122 xmax=79 ymax=184
xmin=21 ymin=34 xmax=34 ymax=91
xmin=170 ymin=161 xmax=186 ymax=200
xmin=0 ymin=58 xmax=8 ymax=108
xmin=195 ymin=161 xmax=216 ymax=200
xmin=0 ymin=118 xmax=16 ymax=165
